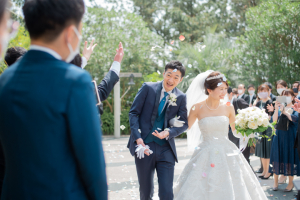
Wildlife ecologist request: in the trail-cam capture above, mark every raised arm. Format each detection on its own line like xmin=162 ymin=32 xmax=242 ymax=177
xmin=66 ymin=72 xmax=107 ymax=200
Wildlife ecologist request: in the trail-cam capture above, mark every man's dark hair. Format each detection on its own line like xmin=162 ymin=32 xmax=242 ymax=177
xmin=22 ymin=0 xmax=85 ymax=42
xmin=247 ymin=84 xmax=255 ymax=89
xmin=164 ymin=60 xmax=185 ymax=77
xmin=5 ymin=47 xmax=27 ymax=66
xmin=264 ymin=82 xmax=272 ymax=90
xmin=70 ymin=54 xmax=82 ymax=68
xmin=227 ymin=86 xmax=232 ymax=94
xmin=0 ymin=0 xmax=8 ymax=22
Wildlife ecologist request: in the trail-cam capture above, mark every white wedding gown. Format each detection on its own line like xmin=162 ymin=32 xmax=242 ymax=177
xmin=173 ymin=116 xmax=267 ymax=200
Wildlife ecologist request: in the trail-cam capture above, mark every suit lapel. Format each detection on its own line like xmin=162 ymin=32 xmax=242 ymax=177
xmin=164 ymin=88 xmax=177 ymax=128
xmin=151 ymin=82 xmax=163 ymax=127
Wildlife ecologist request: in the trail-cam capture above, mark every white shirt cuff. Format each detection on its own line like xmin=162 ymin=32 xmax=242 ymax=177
xmin=110 ymin=61 xmax=120 ymax=76
xmin=81 ymin=56 xmax=88 ymax=69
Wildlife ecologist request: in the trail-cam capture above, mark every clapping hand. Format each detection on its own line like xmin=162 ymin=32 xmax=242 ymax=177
xmin=152 ymin=130 xmax=169 ymax=139
xmin=114 ymin=42 xmax=124 ymax=63
xmin=82 ymin=39 xmax=97 ymax=61
xmin=293 ymin=98 xmax=300 ymax=112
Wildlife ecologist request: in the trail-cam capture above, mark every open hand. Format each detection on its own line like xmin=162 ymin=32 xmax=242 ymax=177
xmin=293 ymin=98 xmax=300 ymax=112
xmin=114 ymin=42 xmax=124 ymax=63
xmin=267 ymin=103 xmax=274 ymax=112
xmin=152 ymin=130 xmax=169 ymax=139
xmin=82 ymin=39 xmax=97 ymax=61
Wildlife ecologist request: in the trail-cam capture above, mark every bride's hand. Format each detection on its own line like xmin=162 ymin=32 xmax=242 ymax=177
xmin=152 ymin=130 xmax=169 ymax=139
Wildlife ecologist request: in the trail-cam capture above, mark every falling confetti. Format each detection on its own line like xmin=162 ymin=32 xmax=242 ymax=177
xmin=179 ymin=35 xmax=185 ymax=41
xmin=120 ymin=125 xmax=126 ymax=130
xmin=211 ymin=163 xmax=215 ymax=167
xmin=170 ymin=40 xmax=174 ymax=45
xmin=192 ymin=106 xmax=196 ymax=110
xmin=138 ymin=129 xmax=141 ymax=133
xmin=173 ymin=69 xmax=177 ymax=72
xmin=151 ymin=45 xmax=162 ymax=51
xmin=193 ymin=163 xmax=196 ymax=167
xmin=188 ymin=64 xmax=192 ymax=68
xmin=226 ymin=102 xmax=231 ymax=106
xmin=157 ymin=70 xmax=161 ymax=75
xmin=269 ymin=164 xmax=273 ymax=167
xmin=157 ymin=128 xmax=162 ymax=131
xmin=202 ymin=172 xmax=207 ymax=177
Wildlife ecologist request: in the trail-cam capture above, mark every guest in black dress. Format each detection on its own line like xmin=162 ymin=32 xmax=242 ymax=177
xmin=255 ymin=84 xmax=274 ymax=179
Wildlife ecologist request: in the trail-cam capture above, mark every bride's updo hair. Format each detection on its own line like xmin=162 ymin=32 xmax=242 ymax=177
xmin=204 ymin=71 xmax=228 ymax=95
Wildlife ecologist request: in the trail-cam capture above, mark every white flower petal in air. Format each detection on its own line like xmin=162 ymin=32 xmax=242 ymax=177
xmin=138 ymin=129 xmax=141 ymax=133
xmin=120 ymin=125 xmax=126 ymax=130
xmin=157 ymin=70 xmax=161 ymax=75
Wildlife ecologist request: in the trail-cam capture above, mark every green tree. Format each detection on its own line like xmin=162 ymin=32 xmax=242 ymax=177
xmin=234 ymin=0 xmax=300 ymax=88
xmin=1 ymin=26 xmax=30 ymax=74
xmin=177 ymin=30 xmax=236 ymax=92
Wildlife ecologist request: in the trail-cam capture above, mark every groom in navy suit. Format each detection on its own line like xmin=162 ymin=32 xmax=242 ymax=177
xmin=128 ymin=61 xmax=188 ymax=200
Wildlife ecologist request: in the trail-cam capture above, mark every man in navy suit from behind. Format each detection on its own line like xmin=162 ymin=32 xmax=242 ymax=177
xmin=0 ymin=0 xmax=111 ymax=199
xmin=128 ymin=61 xmax=188 ymax=200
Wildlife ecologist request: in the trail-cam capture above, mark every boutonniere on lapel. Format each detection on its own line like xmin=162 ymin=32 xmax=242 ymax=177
xmin=168 ymin=93 xmax=177 ymax=107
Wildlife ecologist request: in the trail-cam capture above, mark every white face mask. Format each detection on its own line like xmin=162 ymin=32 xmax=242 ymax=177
xmin=258 ymin=92 xmax=268 ymax=99
xmin=277 ymin=88 xmax=285 ymax=95
xmin=238 ymin=90 xmax=243 ymax=94
xmin=248 ymin=90 xmax=255 ymax=95
xmin=66 ymin=27 xmax=82 ymax=63
xmin=286 ymin=96 xmax=292 ymax=105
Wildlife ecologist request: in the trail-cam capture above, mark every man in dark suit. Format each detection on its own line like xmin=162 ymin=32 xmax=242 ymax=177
xmin=227 ymin=87 xmax=251 ymax=163
xmin=128 ymin=61 xmax=188 ymax=200
xmin=238 ymin=84 xmax=250 ymax=103
xmin=0 ymin=0 xmax=108 ymax=199
xmin=247 ymin=84 xmax=257 ymax=106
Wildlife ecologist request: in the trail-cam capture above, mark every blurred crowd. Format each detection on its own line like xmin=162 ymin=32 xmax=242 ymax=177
xmin=226 ymin=81 xmax=300 ymax=192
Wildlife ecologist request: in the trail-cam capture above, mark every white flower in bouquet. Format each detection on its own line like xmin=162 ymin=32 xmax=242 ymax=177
xmin=249 ymin=116 xmax=255 ymax=122
xmin=248 ymin=121 xmax=258 ymax=129
xmin=262 ymin=118 xmax=269 ymax=127
xmin=257 ymin=118 xmax=263 ymax=126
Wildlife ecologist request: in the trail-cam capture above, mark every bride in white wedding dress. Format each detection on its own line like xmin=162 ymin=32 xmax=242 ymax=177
xmin=173 ymin=70 xmax=267 ymax=200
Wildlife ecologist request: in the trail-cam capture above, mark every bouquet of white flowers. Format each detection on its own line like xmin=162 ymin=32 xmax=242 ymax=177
xmin=235 ymin=106 xmax=275 ymax=146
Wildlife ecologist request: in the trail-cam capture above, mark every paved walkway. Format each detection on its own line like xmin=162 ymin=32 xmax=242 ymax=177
xmin=103 ymin=136 xmax=298 ymax=200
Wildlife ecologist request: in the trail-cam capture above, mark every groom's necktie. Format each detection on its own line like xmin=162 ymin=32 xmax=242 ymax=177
xmin=158 ymin=92 xmax=169 ymax=115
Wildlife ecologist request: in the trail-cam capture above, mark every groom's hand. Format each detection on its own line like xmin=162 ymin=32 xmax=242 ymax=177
xmin=152 ymin=130 xmax=169 ymax=139
xmin=136 ymin=138 xmax=150 ymax=156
